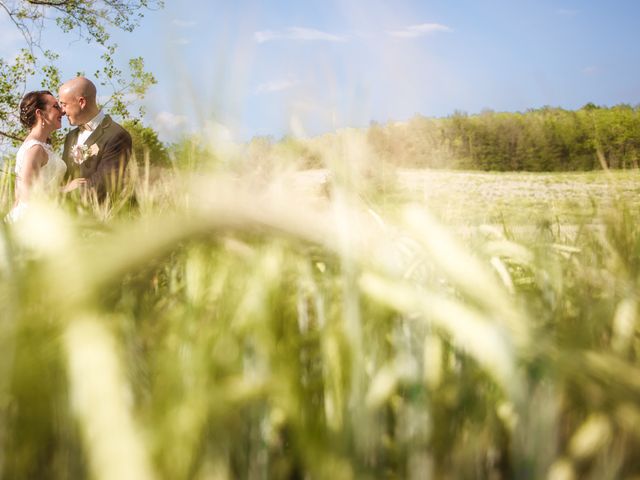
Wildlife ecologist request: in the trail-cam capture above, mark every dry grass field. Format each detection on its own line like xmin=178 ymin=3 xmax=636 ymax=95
xmin=1 ymin=155 xmax=639 ymax=479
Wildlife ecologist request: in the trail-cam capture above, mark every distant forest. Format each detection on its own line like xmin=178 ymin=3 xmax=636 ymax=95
xmin=363 ymin=104 xmax=640 ymax=171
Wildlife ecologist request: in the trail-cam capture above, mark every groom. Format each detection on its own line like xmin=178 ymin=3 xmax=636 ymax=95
xmin=59 ymin=77 xmax=132 ymax=199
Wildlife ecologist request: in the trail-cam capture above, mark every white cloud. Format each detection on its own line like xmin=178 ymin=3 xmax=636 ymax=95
xmin=172 ymin=19 xmax=197 ymax=28
xmin=153 ymin=111 xmax=189 ymax=142
xmin=387 ymin=23 xmax=452 ymax=39
xmin=254 ymin=30 xmax=278 ymax=43
xmin=173 ymin=38 xmax=191 ymax=45
xmin=202 ymin=120 xmax=240 ymax=157
xmin=255 ymin=79 xmax=297 ymax=94
xmin=254 ymin=27 xmax=347 ymax=44
xmin=155 ymin=111 xmax=188 ymax=129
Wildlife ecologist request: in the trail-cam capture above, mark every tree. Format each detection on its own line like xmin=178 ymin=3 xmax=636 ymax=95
xmin=0 ymin=0 xmax=163 ymax=145
xmin=123 ymin=119 xmax=169 ymax=166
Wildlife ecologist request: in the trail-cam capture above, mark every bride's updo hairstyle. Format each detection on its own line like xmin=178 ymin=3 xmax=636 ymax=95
xmin=19 ymin=90 xmax=53 ymax=129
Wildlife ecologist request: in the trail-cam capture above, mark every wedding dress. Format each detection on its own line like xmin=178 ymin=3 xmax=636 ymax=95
xmin=6 ymin=139 xmax=67 ymax=222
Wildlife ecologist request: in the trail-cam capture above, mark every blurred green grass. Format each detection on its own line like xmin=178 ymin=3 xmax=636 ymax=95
xmin=1 ymin=141 xmax=640 ymax=479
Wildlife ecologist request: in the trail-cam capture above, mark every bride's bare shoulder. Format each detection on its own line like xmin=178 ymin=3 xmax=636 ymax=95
xmin=21 ymin=141 xmax=49 ymax=168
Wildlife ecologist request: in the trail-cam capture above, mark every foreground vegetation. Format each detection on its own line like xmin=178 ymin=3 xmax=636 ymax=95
xmin=1 ymin=138 xmax=639 ymax=479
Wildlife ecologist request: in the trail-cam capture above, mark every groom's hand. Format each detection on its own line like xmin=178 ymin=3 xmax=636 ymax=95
xmin=62 ymin=178 xmax=88 ymax=193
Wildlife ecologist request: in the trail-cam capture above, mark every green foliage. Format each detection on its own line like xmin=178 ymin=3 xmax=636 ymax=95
xmin=278 ymin=135 xmax=323 ymax=169
xmin=0 ymin=49 xmax=36 ymax=144
xmin=168 ymin=135 xmax=217 ymax=171
xmin=123 ymin=119 xmax=170 ymax=166
xmin=0 ymin=0 xmax=163 ymax=145
xmin=363 ymin=105 xmax=640 ymax=171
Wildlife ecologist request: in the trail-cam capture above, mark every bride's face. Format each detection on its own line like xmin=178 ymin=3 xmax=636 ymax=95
xmin=38 ymin=94 xmax=63 ymax=131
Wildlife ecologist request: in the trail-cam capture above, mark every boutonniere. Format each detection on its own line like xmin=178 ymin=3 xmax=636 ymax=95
xmin=88 ymin=143 xmax=100 ymax=156
xmin=72 ymin=143 xmax=100 ymax=164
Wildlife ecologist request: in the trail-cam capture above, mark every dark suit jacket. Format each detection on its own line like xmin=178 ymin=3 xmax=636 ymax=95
xmin=62 ymin=115 xmax=132 ymax=199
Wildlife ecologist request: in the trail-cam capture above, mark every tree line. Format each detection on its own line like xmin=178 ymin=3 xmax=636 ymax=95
xmin=366 ymin=104 xmax=640 ymax=171
xmin=114 ymin=103 xmax=640 ymax=174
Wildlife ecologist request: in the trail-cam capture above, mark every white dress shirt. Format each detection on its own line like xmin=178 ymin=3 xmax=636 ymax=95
xmin=76 ymin=110 xmax=105 ymax=147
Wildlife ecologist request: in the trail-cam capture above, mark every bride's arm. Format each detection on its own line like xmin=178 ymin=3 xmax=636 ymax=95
xmin=15 ymin=145 xmax=47 ymax=203
xmin=61 ymin=177 xmax=87 ymax=192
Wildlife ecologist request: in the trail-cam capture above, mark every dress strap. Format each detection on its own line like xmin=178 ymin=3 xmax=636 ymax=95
xmin=22 ymin=139 xmax=50 ymax=150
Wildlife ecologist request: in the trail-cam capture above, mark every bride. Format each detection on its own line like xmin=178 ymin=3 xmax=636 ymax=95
xmin=6 ymin=90 xmax=85 ymax=222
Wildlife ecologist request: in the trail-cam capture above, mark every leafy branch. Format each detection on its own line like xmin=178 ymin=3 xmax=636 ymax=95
xmin=0 ymin=0 xmax=163 ymax=145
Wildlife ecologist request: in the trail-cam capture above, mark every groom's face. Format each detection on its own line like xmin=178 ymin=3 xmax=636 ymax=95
xmin=58 ymin=90 xmax=86 ymax=126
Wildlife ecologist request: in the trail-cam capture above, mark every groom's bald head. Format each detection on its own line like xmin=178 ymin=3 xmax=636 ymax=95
xmin=58 ymin=76 xmax=99 ymax=126
xmin=60 ymin=77 xmax=97 ymax=103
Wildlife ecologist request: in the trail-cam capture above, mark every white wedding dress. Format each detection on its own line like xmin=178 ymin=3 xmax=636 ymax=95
xmin=6 ymin=139 xmax=67 ymax=223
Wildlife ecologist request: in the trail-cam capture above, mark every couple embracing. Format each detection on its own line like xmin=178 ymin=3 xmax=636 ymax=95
xmin=6 ymin=77 xmax=132 ymax=222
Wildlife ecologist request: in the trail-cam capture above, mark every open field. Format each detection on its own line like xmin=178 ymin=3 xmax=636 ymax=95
xmin=288 ymin=167 xmax=640 ymax=230
xmin=396 ymin=169 xmax=640 ymax=222
xmin=1 ymin=164 xmax=640 ymax=479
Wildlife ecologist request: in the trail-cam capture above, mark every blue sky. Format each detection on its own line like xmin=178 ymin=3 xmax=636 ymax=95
xmin=3 ymin=0 xmax=640 ymax=142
